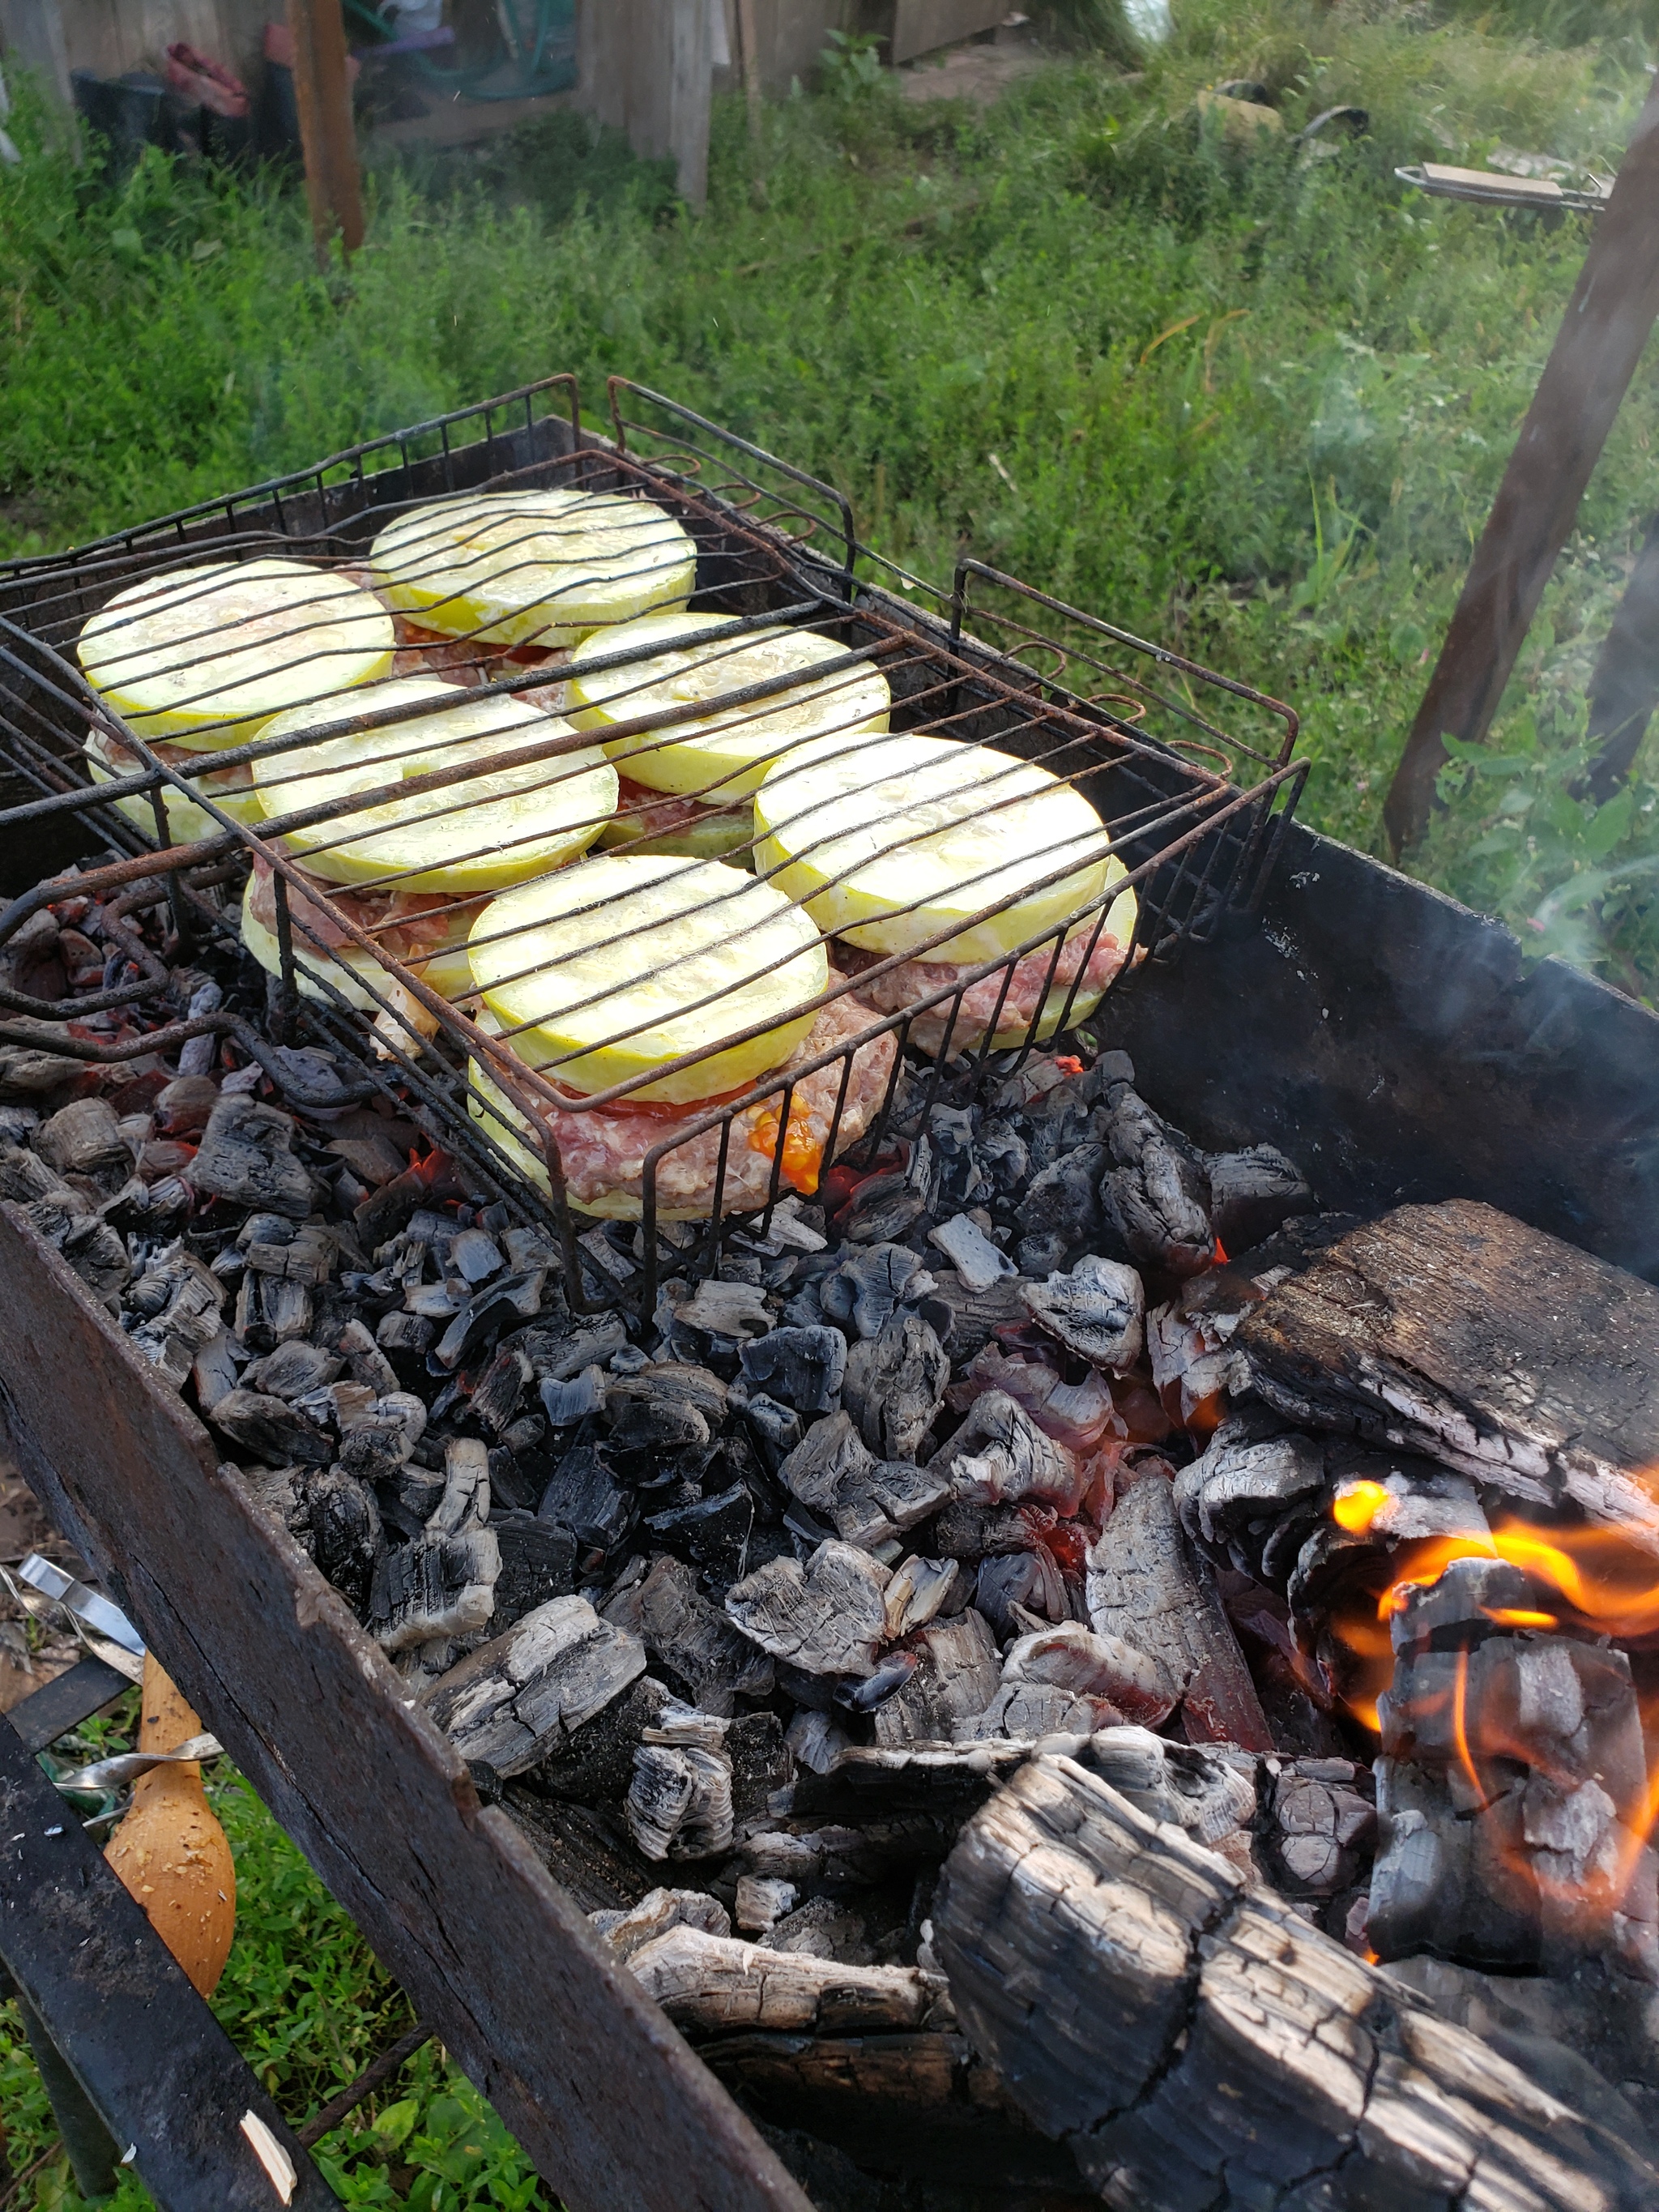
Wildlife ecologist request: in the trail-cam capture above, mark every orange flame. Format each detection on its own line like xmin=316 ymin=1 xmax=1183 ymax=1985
xmin=748 ymin=1103 xmax=823 ymax=1196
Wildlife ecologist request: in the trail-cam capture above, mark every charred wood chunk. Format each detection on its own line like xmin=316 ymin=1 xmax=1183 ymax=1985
xmin=243 ymin=1223 xmax=335 ymax=1284
xmin=537 ymin=1364 xmax=605 ymax=1429
xmin=188 ymin=1095 xmax=313 ymax=1218
xmin=125 ymin=1247 xmax=225 ymax=1388
xmin=872 ymin=1611 xmax=1002 ymax=1748
xmin=30 ymin=1199 xmax=130 ymax=1305
xmin=819 ymin=1245 xmax=933 ymax=1343
xmin=531 ymin=1317 xmax=629 ymax=1382
xmin=926 ymin=1212 xmax=1014 ymax=1295
xmin=625 ymin=1926 xmax=946 ymax=2039
xmin=883 ymin=1555 xmax=959 ymax=1641
xmin=1085 ymin=1472 xmax=1271 ymax=1752
xmin=1019 ymin=1253 xmax=1144 ymax=1374
xmin=36 ymin=1097 xmax=130 ymax=1189
xmin=928 ymin=1389 xmax=1081 ymax=1514
xmin=538 ymin=1444 xmax=635 ymax=1559
xmin=644 ymin=1483 xmax=754 ymax=1586
xmin=972 ymin=1622 xmax=1178 ymax=1742
xmin=726 ymin=1541 xmax=890 ymax=1678
xmin=1205 ymin=1142 xmax=1314 ymax=1255
xmin=335 ymin=1393 xmax=426 ymax=1484
xmin=1174 ymin=1418 xmax=1329 ymax=1586
xmin=376 ymin=1310 xmax=436 ymax=1356
xmin=1013 ymin=1142 xmax=1107 ymax=1279
xmin=677 ymin=1279 xmax=773 ymax=1340
xmin=428 ymin=1435 xmax=490 ymax=1536
xmin=331 ymin=1317 xmax=400 ymax=1399
xmin=591 ymin=1885 xmax=731 ymax=1961
xmin=626 ymin=1734 xmax=734 ymax=1862
xmin=1238 ymin=1199 xmax=1659 ymax=1545
xmin=739 ymin=1326 xmax=847 ymax=1416
xmin=926 ymin=1105 xmax=993 ymax=1212
xmin=370 ymin=1523 xmax=501 ymax=1655
xmin=1266 ymin=1760 xmax=1376 ymax=1900
xmin=843 ymin=1312 xmax=949 ymax=1463
xmin=1080 ymin=1726 xmax=1257 ymax=1851
xmin=1371 ymin=1558 xmax=1659 ymax=1984
xmin=534 ymin=1675 xmax=671 ymax=1803
xmin=743 ymin=1391 xmax=803 ymax=1473
xmin=432 ymin=1268 xmax=545 ymax=1372
xmin=915 ymin=1267 xmax=1029 ymax=1367
xmin=211 ymin=1386 xmax=334 ymax=1468
xmin=424 ymin=1594 xmax=646 ymax=1778
xmin=489 ymin=1510 xmax=578 ymax=1628
xmin=778 ymin=1411 xmax=952 ymax=1552
xmin=235 ymin=1269 xmax=312 ymax=1350
xmin=931 ymin=1497 xmax=1043 ymax=1563
xmin=605 ymin=1363 xmax=726 ymax=1450
xmin=471 ymin=1342 xmax=532 ymax=1435
xmin=604 ymin=1553 xmax=772 ymax=1716
xmin=727 ymin=1710 xmax=794 ymax=1826
xmin=937 ymin=1756 xmax=1659 ymax=2212
xmin=834 ymin=1169 xmax=928 ymax=1248
xmin=243 ymin=1340 xmax=341 ymax=1402
xmin=305 ymin=1468 xmax=382 ymax=1614
xmin=974 ymin=1550 xmax=1068 ymax=1637
xmin=0 ymin=1142 xmax=64 ymax=1206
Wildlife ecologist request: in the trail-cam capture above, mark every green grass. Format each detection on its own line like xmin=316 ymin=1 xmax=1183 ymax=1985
xmin=0 ymin=1697 xmax=548 ymax=2208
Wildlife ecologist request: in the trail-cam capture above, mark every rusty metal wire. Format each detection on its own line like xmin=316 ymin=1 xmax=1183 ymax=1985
xmin=0 ymin=373 xmax=1305 ymax=1313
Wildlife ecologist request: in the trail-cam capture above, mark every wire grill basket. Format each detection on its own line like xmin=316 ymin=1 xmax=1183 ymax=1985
xmin=0 ymin=373 xmax=1304 ymax=1315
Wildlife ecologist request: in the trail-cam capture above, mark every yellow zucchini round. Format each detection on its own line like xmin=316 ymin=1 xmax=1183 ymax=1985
xmin=369 ymin=489 xmax=697 ymax=651
xmin=77 ymin=558 xmax=394 ymax=749
xmin=567 ymin=612 xmax=890 ymax=801
xmin=754 ymin=731 xmax=1113 ymax=961
xmin=467 ymin=852 xmax=827 ymax=1104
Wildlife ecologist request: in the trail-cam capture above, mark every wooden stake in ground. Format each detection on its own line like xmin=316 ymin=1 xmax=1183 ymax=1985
xmin=734 ymin=0 xmax=766 ymax=205
xmin=1384 ymin=74 xmax=1659 ymax=856
xmin=285 ymin=0 xmax=365 ymax=263
xmin=104 ymin=1655 xmax=237 ymax=1999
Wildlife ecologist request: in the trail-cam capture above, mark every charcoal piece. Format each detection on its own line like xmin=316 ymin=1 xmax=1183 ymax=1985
xmin=927 ymin=1389 xmax=1081 ymax=1513
xmin=834 ymin=1170 xmax=927 ymax=1246
xmin=243 ymin=1340 xmax=342 ymax=1402
xmin=428 ymin=1435 xmax=490 ymax=1536
xmin=1173 ymin=1418 xmax=1330 ymax=1585
xmin=538 ymin=1364 xmax=606 ymax=1429
xmin=370 ymin=1522 xmax=501 ymax=1654
xmin=592 ymin=1886 xmax=732 ymax=1961
xmin=915 ymin=1267 xmax=1028 ymax=1366
xmin=407 ymin=1283 xmax=460 ymax=1322
xmin=1205 ymin=1143 xmax=1314 ymax=1255
xmin=484 ymin=1445 xmax=537 ymax=1515
xmin=871 ymin=1612 xmax=1002 ymax=1748
xmin=605 ymin=1366 xmax=724 ymax=1452
xmin=187 ymin=1094 xmax=312 ymax=1218
xmin=305 ymin=1468 xmax=382 ymax=1613
xmin=645 ymin=1484 xmax=754 ymax=1584
xmin=243 ymin=1224 xmax=335 ymax=1283
xmin=376 ymin=1310 xmax=436 ymax=1355
xmin=537 ymin=1444 xmax=634 ymax=1557
xmin=1080 ymin=1727 xmax=1258 ymax=1850
xmin=727 ymin=1711 xmax=794 ymax=1826
xmin=0 ymin=1142 xmax=64 ymax=1206
xmin=154 ymin=1074 xmax=220 ymax=1136
xmin=933 ymin=1754 xmax=1659 ymax=2212
xmin=975 ymin=1552 xmax=1067 ymax=1637
xmin=239 ymin=1463 xmax=310 ymax=1549
xmin=1013 ymin=1141 xmax=1107 ymax=1278
xmin=739 ymin=1326 xmax=847 ymax=1415
xmin=1266 ymin=1764 xmax=1376 ymax=1898
xmin=744 ymin=1392 xmax=803 ymax=1472
xmin=471 ymin=1342 xmax=531 ymax=1434
xmin=603 ymin=1554 xmax=772 ymax=1717
xmin=733 ymin=1875 xmax=795 ymax=1936
xmin=335 ymin=1393 xmax=426 ymax=1484
xmin=882 ymin=1556 xmax=959 ymax=1640
xmin=625 ymin=1927 xmax=945 ymax=2039
xmin=626 ymin=1735 xmax=734 ymax=1862
xmin=534 ymin=1676 xmax=672 ymax=1803
xmin=1020 ymin=1253 xmax=1145 ymax=1374
xmin=448 ymin=1226 xmax=504 ymax=1283
xmin=36 ymin=1204 xmax=131 ymax=1305
xmin=126 ymin=1248 xmax=225 ymax=1387
xmin=235 ymin=1269 xmax=312 ymax=1350
xmin=817 ymin=1244 xmax=931 ymax=1343
xmin=1085 ymin=1471 xmax=1272 ymax=1753
xmin=970 ymin=1622 xmax=1175 ymax=1741
xmin=837 ymin=1647 xmax=920 ymax=1712
xmin=501 ymin=1791 xmax=656 ymax=1913
xmin=424 ymin=1594 xmax=646 ymax=1776
xmin=925 ymin=1213 xmax=1013 ymax=1294
xmin=925 ymin=1106 xmax=992 ymax=1212
xmin=677 ymin=1279 xmax=773 ymax=1340
xmin=725 ymin=1541 xmax=890 ymax=1677
xmin=931 ymin=1497 xmax=1041 ymax=1561
xmin=766 ymin=1894 xmax=876 ymax=1965
xmin=211 ymin=1386 xmax=334 ymax=1468
xmin=842 ymin=1312 xmax=949 ymax=1463
xmin=331 ymin=1317 xmax=399 ymax=1397
xmin=36 ymin=1097 xmax=130 ymax=1186
xmin=778 ymin=1411 xmax=952 ymax=1552
xmin=432 ymin=1268 xmax=545 ymax=1371
xmin=786 ymin=1710 xmax=851 ymax=1774
xmin=379 ymin=1454 xmax=449 ymax=1535
xmin=191 ymin=1332 xmax=241 ymax=1412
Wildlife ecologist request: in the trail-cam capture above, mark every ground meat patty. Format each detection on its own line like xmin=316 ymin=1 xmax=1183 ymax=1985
xmin=493 ymin=990 xmax=897 ymax=1219
xmin=246 ymin=852 xmax=480 ymax=965
xmin=847 ymin=926 xmax=1131 ymax=1056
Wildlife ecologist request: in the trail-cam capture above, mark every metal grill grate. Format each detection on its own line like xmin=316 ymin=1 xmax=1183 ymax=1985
xmin=0 ymin=374 xmax=1305 ymax=1316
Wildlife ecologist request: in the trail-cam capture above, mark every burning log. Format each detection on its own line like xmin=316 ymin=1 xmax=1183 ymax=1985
xmin=1237 ymin=1200 xmax=1659 ymax=1549
xmin=1368 ymin=1556 xmax=1659 ymax=1985
xmin=934 ymin=1753 xmax=1659 ymax=2210
xmin=1085 ymin=1473 xmax=1273 ymax=1751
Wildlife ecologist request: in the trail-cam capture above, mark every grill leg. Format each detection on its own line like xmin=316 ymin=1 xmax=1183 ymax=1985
xmin=17 ymin=1996 xmax=122 ymax=2200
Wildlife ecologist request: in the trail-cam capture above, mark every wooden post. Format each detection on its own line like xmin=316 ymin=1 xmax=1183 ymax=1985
xmin=1383 ymin=74 xmax=1659 ymax=856
xmin=286 ymin=0 xmax=364 ymax=263
xmin=574 ymin=0 xmax=714 ymax=211
xmin=735 ymin=0 xmax=766 ymax=201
